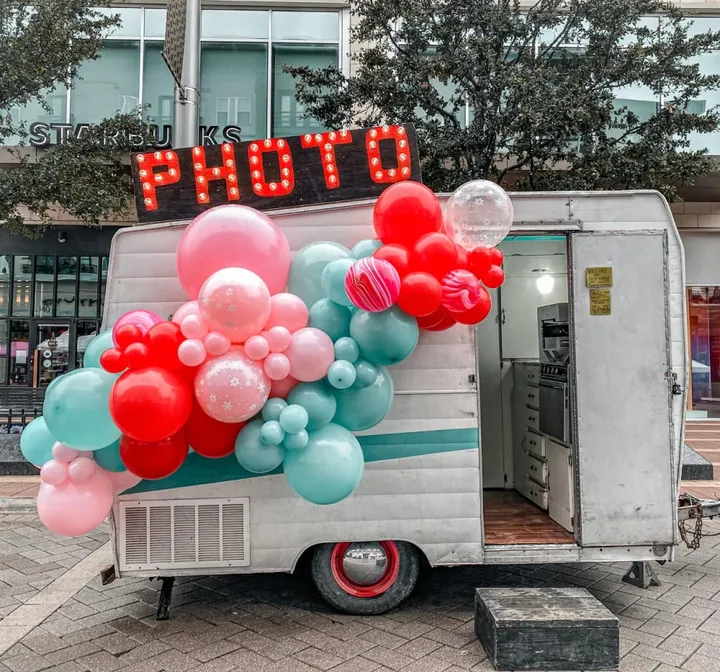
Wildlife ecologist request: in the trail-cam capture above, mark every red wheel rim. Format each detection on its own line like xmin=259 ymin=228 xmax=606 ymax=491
xmin=330 ymin=541 xmax=400 ymax=598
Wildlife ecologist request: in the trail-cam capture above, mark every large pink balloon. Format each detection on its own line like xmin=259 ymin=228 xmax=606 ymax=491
xmin=285 ymin=328 xmax=335 ymax=382
xmin=37 ymin=470 xmax=113 ymax=537
xmin=195 ymin=347 xmax=271 ymax=423
xmin=172 ymin=301 xmax=199 ymax=325
xmin=265 ymin=293 xmax=309 ymax=333
xmin=106 ymin=470 xmax=142 ymax=495
xmin=112 ymin=310 xmax=162 ymax=345
xmin=176 ymin=205 xmax=291 ymax=298
xmin=270 ymin=375 xmax=298 ymax=399
xmin=199 ymin=268 xmax=271 ymax=344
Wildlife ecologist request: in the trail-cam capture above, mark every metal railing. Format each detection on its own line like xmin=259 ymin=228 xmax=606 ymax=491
xmin=0 ymin=388 xmax=45 ymax=434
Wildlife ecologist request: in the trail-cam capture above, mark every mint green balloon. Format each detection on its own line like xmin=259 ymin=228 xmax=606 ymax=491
xmin=288 ymin=242 xmax=351 ymax=308
xmin=279 ymin=405 xmax=309 ymax=434
xmin=94 ymin=439 xmax=126 ymax=472
xmin=283 ymin=423 xmax=364 ymax=505
xmin=308 ymin=299 xmax=352 ymax=341
xmin=350 ymin=306 xmax=419 ymax=366
xmin=334 ymin=337 xmax=359 ymax=363
xmin=353 ymin=359 xmax=378 ymax=389
xmin=351 ymin=239 xmax=382 ymax=259
xmin=82 ymin=330 xmax=115 ymax=369
xmin=262 ymin=398 xmax=288 ymax=422
xmin=43 ymin=369 xmax=120 ymax=450
xmin=20 ymin=417 xmax=55 ymax=467
xmin=260 ymin=421 xmax=285 ymax=446
xmin=333 ymin=365 xmax=394 ymax=431
xmin=328 ymin=360 xmax=356 ymax=390
xmin=236 ymin=420 xmax=284 ymax=474
xmin=284 ymin=430 xmax=309 ymax=451
xmin=321 ymin=258 xmax=355 ymax=307
xmin=288 ymin=382 xmax=337 ymax=431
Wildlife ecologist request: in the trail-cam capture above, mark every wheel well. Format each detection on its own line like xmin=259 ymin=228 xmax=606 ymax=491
xmin=292 ymin=540 xmax=430 ymax=574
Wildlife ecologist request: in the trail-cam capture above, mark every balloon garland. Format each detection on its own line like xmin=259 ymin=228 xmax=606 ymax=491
xmin=22 ymin=179 xmax=511 ymax=537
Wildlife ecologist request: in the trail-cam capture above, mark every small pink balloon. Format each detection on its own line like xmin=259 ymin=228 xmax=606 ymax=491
xmin=76 ymin=451 xmax=94 ymax=458
xmin=52 ymin=442 xmax=79 ymax=463
xmin=41 ymin=460 xmax=68 ymax=486
xmin=265 ymin=293 xmax=309 ymax=333
xmin=245 ymin=335 xmax=270 ymax=361
xmin=204 ymin=331 xmax=231 ymax=356
xmin=172 ymin=301 xmax=200 ymax=325
xmin=112 ymin=309 xmax=162 ymax=345
xmin=178 ymin=339 xmax=207 ymax=367
xmin=181 ymin=314 xmax=209 ymax=340
xmin=67 ymin=457 xmax=97 ymax=484
xmin=267 ymin=326 xmax=292 ymax=353
xmin=199 ymin=267 xmax=272 ymax=344
xmin=270 ymin=375 xmax=299 ymax=399
xmin=37 ymin=471 xmax=114 ymax=538
xmin=285 ymin=328 xmax=335 ymax=382
xmin=264 ymin=353 xmax=291 ymax=381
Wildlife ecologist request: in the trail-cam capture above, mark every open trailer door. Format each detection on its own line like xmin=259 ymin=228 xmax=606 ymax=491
xmin=570 ymin=230 xmax=675 ymax=547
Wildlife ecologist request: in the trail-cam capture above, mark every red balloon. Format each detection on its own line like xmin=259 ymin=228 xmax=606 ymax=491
xmin=468 ymin=247 xmax=493 ymax=278
xmin=455 ymin=245 xmax=469 ymax=270
xmin=450 ymin=287 xmax=492 ymax=325
xmin=397 ymin=272 xmax=442 ymax=317
xmin=115 ymin=324 xmax=143 ymax=350
xmin=374 ymin=244 xmax=411 ymax=277
xmin=123 ymin=342 xmax=151 ymax=370
xmin=489 ymin=247 xmax=504 ymax=266
xmin=145 ymin=322 xmax=184 ymax=371
xmin=411 ymin=232 xmax=458 ymax=279
xmin=119 ymin=431 xmax=188 ymax=480
xmin=482 ymin=266 xmax=505 ymax=289
xmin=100 ymin=348 xmax=125 ymax=374
xmin=373 ymin=182 xmax=443 ymax=248
xmin=110 ymin=367 xmax=192 ymax=443
xmin=186 ymin=402 xmax=244 ymax=459
xmin=417 ymin=305 xmax=457 ymax=332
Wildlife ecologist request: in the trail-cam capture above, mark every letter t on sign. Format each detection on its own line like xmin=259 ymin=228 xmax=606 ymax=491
xmin=300 ymin=130 xmax=352 ymax=189
xmin=191 ymin=143 xmax=240 ymax=205
xmin=136 ymin=151 xmax=182 ymax=211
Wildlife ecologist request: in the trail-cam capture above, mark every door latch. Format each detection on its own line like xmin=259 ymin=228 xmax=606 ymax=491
xmin=671 ymin=372 xmax=683 ymax=396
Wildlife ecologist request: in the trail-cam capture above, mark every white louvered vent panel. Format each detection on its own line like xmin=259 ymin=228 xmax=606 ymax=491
xmin=119 ymin=498 xmax=250 ymax=571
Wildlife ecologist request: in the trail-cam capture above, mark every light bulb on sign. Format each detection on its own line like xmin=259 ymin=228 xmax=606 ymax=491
xmin=536 ymin=274 xmax=554 ymax=295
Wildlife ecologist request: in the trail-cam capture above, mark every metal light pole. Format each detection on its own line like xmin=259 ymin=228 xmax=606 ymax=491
xmin=173 ymin=0 xmax=201 ymax=148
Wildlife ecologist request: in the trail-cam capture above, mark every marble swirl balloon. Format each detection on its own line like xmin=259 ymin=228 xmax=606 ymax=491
xmin=344 ymin=257 xmax=401 ymax=313
xmin=440 ymin=269 xmax=482 ymax=313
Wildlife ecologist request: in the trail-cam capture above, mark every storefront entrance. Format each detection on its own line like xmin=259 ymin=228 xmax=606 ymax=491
xmin=688 ymin=286 xmax=720 ymax=419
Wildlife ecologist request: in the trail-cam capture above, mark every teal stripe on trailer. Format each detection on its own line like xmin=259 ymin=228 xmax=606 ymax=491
xmin=125 ymin=427 xmax=479 ymax=494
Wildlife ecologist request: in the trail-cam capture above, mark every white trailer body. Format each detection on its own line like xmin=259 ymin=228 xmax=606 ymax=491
xmin=104 ymin=190 xmax=686 ymax=590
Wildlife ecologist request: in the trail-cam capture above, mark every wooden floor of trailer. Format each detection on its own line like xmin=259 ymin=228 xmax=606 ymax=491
xmin=483 ymin=490 xmax=576 ymax=545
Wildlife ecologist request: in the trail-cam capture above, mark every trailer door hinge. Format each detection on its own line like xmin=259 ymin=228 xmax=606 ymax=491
xmin=671 ymin=372 xmax=683 ymax=396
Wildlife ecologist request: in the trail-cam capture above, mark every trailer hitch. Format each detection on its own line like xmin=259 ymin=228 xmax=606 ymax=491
xmin=678 ymin=493 xmax=720 ymax=550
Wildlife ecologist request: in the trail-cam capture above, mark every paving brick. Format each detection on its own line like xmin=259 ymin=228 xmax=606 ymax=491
xmin=358 ymin=627 xmax=409 ymax=650
xmin=618 ymin=653 xmax=660 ymax=671
xmin=682 ymin=652 xmax=719 ymax=672
xmin=2 ymin=653 xmax=51 ymax=672
xmin=43 ymin=642 xmax=102 ymax=667
xmin=21 ymin=633 xmax=68 ymax=656
xmin=660 ymin=635 xmax=701 ymax=659
xmin=292 ymin=646 xmax=345 ymax=671
xmin=95 ymin=633 xmax=138 ymax=657
xmin=639 ymin=618 xmax=680 ymax=638
xmin=75 ymin=651 xmax=124 ymax=672
xmin=631 ymin=644 xmax=686 ymax=668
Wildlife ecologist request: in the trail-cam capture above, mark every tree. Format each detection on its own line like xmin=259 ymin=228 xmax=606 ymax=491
xmin=0 ymin=0 xmax=156 ymax=237
xmin=288 ymin=0 xmax=720 ymax=199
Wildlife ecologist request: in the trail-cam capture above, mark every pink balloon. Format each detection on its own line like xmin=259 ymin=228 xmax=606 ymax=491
xmin=199 ymin=268 xmax=271 ymax=344
xmin=67 ymin=457 xmax=97 ymax=484
xmin=176 ymin=204 xmax=291 ymax=298
xmin=285 ymin=328 xmax=335 ymax=382
xmin=106 ymin=470 xmax=142 ymax=495
xmin=178 ymin=339 xmax=207 ymax=367
xmin=172 ymin=301 xmax=199 ymax=324
xmin=41 ymin=460 xmax=68 ymax=486
xmin=52 ymin=442 xmax=79 ymax=463
xmin=37 ymin=471 xmax=113 ymax=537
xmin=195 ymin=347 xmax=270 ymax=423
xmin=265 ymin=293 xmax=309 ymax=333
xmin=264 ymin=353 xmax=291 ymax=381
xmin=345 ymin=257 xmax=401 ymax=313
xmin=245 ymin=335 xmax=270 ymax=361
xmin=270 ymin=375 xmax=298 ymax=399
xmin=181 ymin=314 xmax=208 ymax=340
xmin=267 ymin=326 xmax=292 ymax=353
xmin=441 ymin=269 xmax=482 ymax=313
xmin=112 ymin=310 xmax=162 ymax=344
xmin=204 ymin=331 xmax=231 ymax=356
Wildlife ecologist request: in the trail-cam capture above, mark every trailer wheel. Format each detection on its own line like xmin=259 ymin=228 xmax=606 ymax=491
xmin=310 ymin=541 xmax=419 ymax=615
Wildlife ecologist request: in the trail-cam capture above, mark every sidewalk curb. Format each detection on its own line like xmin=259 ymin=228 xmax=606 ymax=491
xmin=0 ymin=498 xmax=36 ymax=512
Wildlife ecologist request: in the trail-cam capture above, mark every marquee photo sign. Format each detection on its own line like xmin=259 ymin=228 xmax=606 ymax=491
xmin=130 ymin=124 xmax=423 ymax=224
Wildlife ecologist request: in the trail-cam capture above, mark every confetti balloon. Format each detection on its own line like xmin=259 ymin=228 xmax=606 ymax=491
xmin=440 ymin=269 xmax=483 ymax=313
xmin=195 ymin=347 xmax=271 ymax=423
xmin=345 ymin=257 xmax=401 ymax=313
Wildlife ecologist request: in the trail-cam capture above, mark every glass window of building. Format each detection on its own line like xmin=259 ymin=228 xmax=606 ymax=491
xmin=56 ymin=257 xmax=78 ymax=317
xmin=79 ymin=257 xmax=100 ymax=318
xmin=12 ymin=256 xmax=31 ymax=317
xmin=143 ymin=42 xmax=175 ymax=129
xmin=688 ymin=287 xmax=720 ymax=418
xmin=202 ymin=10 xmax=269 ymax=40
xmin=0 ymin=256 xmax=9 ymax=317
xmin=34 ymin=256 xmax=55 ymax=318
xmin=9 ymin=320 xmax=29 ymax=386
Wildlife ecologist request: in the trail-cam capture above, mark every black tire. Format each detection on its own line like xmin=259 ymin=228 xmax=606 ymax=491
xmin=310 ymin=541 xmax=420 ymax=615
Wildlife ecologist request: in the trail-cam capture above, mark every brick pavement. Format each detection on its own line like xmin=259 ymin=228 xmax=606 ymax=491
xmin=1 ymin=513 xmax=720 ymax=672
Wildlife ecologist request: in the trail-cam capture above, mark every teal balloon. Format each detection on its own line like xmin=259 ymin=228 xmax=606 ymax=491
xmin=20 ymin=417 xmax=55 ymax=467
xmin=260 ymin=421 xmax=285 ymax=446
xmin=334 ymin=337 xmax=359 ymax=363
xmin=328 ymin=360 xmax=357 ymax=390
xmin=284 ymin=430 xmax=309 ymax=451
xmin=308 ymin=299 xmax=352 ymax=341
xmin=353 ymin=359 xmax=378 ymax=389
xmin=43 ymin=369 xmax=120 ymax=450
xmin=288 ymin=242 xmax=351 ymax=308
xmin=236 ymin=420 xmax=285 ymax=474
xmin=82 ymin=330 xmax=115 ymax=369
xmin=279 ymin=405 xmax=309 ymax=434
xmin=333 ymin=365 xmax=394 ymax=431
xmin=287 ymin=382 xmax=337 ymax=431
xmin=321 ymin=258 xmax=354 ymax=307
xmin=93 ymin=440 xmax=126 ymax=473
xmin=350 ymin=306 xmax=419 ymax=366
xmin=352 ymin=239 xmax=382 ymax=259
xmin=283 ymin=423 xmax=364 ymax=505
xmin=262 ymin=398 xmax=288 ymax=422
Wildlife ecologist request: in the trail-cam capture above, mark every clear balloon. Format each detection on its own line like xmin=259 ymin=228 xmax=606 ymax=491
xmin=279 ymin=405 xmax=309 ymax=434
xmin=260 ymin=421 xmax=285 ymax=446
xmin=235 ymin=420 xmax=285 ymax=474
xmin=44 ymin=369 xmax=120 ymax=451
xmin=308 ymin=299 xmax=352 ymax=341
xmin=266 ymin=326 xmax=292 ymax=353
xmin=112 ymin=310 xmax=162 ymax=345
xmin=334 ymin=337 xmax=360 ymax=363
xmin=20 ymin=417 xmax=56 ymax=467
xmin=321 ymin=258 xmax=355 ymax=307
xmin=245 ymin=335 xmax=270 ymax=361
xmin=444 ymin=179 xmax=514 ymax=250
xmin=178 ymin=339 xmax=207 ymax=367
xmin=333 ymin=365 xmax=394 ymax=431
xmin=285 ymin=328 xmax=335 ymax=382
xmin=40 ymin=460 xmax=68 ymax=486
xmin=264 ymin=353 xmax=291 ymax=381
xmin=264 ymin=293 xmax=309 ymax=333
xmin=283 ymin=423 xmax=364 ymax=505
xmin=82 ymin=330 xmax=115 ymax=369
xmin=288 ymin=242 xmax=351 ymax=308
xmin=287 ymin=382 xmax=337 ymax=431
xmin=351 ymin=239 xmax=383 ymax=259
xmin=176 ymin=204 xmax=291 ymax=298
xmin=199 ymin=267 xmax=272 ymax=344
xmin=93 ymin=440 xmax=126 ymax=473
xmin=204 ymin=331 xmax=231 ymax=356
xmin=349 ymin=306 xmax=419 ymax=366
xmin=262 ymin=398 xmax=288 ymax=422
xmin=68 ymin=457 xmax=96 ymax=484
xmin=328 ymin=360 xmax=357 ymax=390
